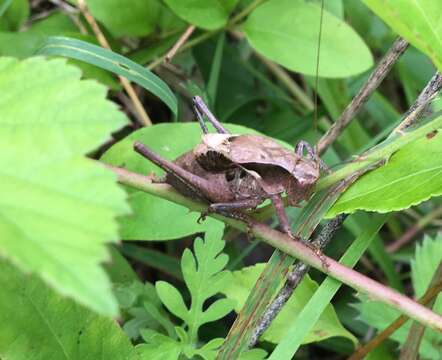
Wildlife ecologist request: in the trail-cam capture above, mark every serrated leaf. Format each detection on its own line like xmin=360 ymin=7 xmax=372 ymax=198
xmin=70 ymin=0 xmax=160 ymax=37
xmin=0 ymin=57 xmax=129 ymax=315
xmin=101 ymin=123 xmax=270 ymax=241
xmin=243 ymin=0 xmax=373 ymax=77
xmin=38 ymin=36 xmax=177 ymax=115
xmin=163 ymin=0 xmax=239 ymax=30
xmin=411 ymin=234 xmax=442 ymax=298
xmin=357 ymin=234 xmax=442 ymax=359
xmin=156 ymin=281 xmax=189 ymax=322
xmin=327 ymin=132 xmax=442 ymax=217
xmin=155 ymin=224 xmax=234 ymax=345
xmin=363 ymin=0 xmax=442 ymax=72
xmin=221 ymin=263 xmax=356 ymax=345
xmin=0 ymin=259 xmax=137 ymax=360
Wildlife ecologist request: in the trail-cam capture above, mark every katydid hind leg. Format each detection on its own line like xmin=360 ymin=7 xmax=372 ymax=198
xmin=133 ymin=141 xmax=214 ymax=202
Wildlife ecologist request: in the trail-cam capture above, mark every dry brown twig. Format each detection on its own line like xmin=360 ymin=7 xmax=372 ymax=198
xmin=317 ymin=37 xmax=409 ymax=154
xmin=76 ymin=0 xmax=152 ymax=126
xmin=165 ymin=25 xmax=196 ymax=63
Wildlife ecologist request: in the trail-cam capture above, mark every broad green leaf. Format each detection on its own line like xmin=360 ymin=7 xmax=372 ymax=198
xmin=243 ymin=0 xmax=373 ymax=77
xmin=70 ymin=0 xmax=160 ymax=37
xmin=0 ymin=260 xmax=137 ymax=360
xmin=357 ymin=234 xmax=442 ymax=359
xmin=101 ymin=123 xmax=267 ymax=241
xmin=0 ymin=0 xmax=28 ymax=31
xmin=221 ymin=263 xmax=356 ymax=345
xmin=163 ymin=0 xmax=239 ymax=30
xmin=0 ymin=57 xmax=129 ymax=315
xmin=327 ymin=132 xmax=442 ymax=217
xmin=38 ymin=36 xmax=178 ymax=115
xmin=363 ymin=0 xmax=442 ymax=72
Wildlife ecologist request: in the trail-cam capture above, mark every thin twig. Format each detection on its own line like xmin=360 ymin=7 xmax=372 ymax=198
xmin=399 ymin=264 xmax=442 ymax=359
xmin=106 ymin=164 xmax=442 ymax=332
xmin=387 ymin=206 xmax=442 ymax=253
xmin=254 ymin=52 xmax=314 ymax=111
xmin=392 ymin=72 xmax=442 ymax=134
xmin=77 ymin=0 xmax=152 ymax=126
xmin=317 ymin=37 xmax=409 ymax=155
xmin=348 ymin=263 xmax=442 ymax=360
xmin=248 ymin=214 xmax=346 ymax=347
xmin=147 ymin=0 xmax=263 ymax=71
xmin=165 ymin=25 xmax=196 ymax=63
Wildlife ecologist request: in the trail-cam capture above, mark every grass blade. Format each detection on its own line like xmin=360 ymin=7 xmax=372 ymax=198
xmin=120 ymin=244 xmax=182 ymax=280
xmin=37 ymin=36 xmax=177 ymax=115
xmin=0 ymin=0 xmax=12 ymax=17
xmin=269 ymin=213 xmax=389 ymax=359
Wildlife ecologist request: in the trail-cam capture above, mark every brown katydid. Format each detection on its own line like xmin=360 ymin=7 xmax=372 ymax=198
xmin=133 ymin=96 xmax=325 ymax=237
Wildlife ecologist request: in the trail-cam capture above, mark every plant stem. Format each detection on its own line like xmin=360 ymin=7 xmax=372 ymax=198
xmin=147 ymin=0 xmax=263 ymax=71
xmin=317 ymin=37 xmax=409 ymax=154
xmin=348 ymin=263 xmax=442 ymax=360
xmin=77 ymin=0 xmax=152 ymax=126
xmin=392 ymin=71 xmax=442 ymax=135
xmin=387 ymin=206 xmax=442 ymax=253
xmin=316 ymin=114 xmax=442 ymax=191
xmin=399 ymin=264 xmax=442 ymax=359
xmin=106 ymin=164 xmax=442 ymax=332
xmin=165 ymin=25 xmax=196 ymax=63
xmin=255 ymin=52 xmax=314 ymax=111
xmin=248 ymin=214 xmax=347 ymax=347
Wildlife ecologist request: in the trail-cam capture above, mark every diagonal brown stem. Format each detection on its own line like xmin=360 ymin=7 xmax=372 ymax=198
xmin=106 ymin=164 xmax=442 ymax=333
xmin=317 ymin=37 xmax=409 ymax=154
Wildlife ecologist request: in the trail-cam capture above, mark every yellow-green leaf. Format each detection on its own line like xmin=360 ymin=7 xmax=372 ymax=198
xmin=0 ymin=57 xmax=130 ymax=315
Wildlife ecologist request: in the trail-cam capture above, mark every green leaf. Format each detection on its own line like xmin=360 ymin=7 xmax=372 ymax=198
xmin=363 ymin=0 xmax=442 ymax=72
xmin=37 ymin=36 xmax=177 ymax=115
xmin=412 ymin=235 xmax=442 ymax=298
xmin=156 ymin=225 xmax=234 ymax=345
xmin=163 ymin=0 xmax=239 ymax=30
xmin=0 ymin=0 xmax=13 ymax=18
xmin=0 ymin=13 xmax=121 ymax=90
xmin=243 ymin=0 xmax=373 ymax=77
xmin=0 ymin=0 xmax=28 ymax=31
xmin=136 ymin=330 xmax=182 ymax=359
xmin=156 ymin=281 xmax=189 ymax=322
xmin=327 ymin=132 xmax=442 ymax=217
xmin=116 ymin=281 xmax=175 ymax=340
xmin=101 ymin=123 xmax=267 ymax=241
xmin=0 ymin=57 xmax=129 ymax=315
xmin=357 ymin=234 xmax=442 ymax=359
xmin=70 ymin=0 xmax=160 ymax=37
xmin=221 ymin=263 xmax=356 ymax=345
xmin=0 ymin=260 xmax=137 ymax=360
